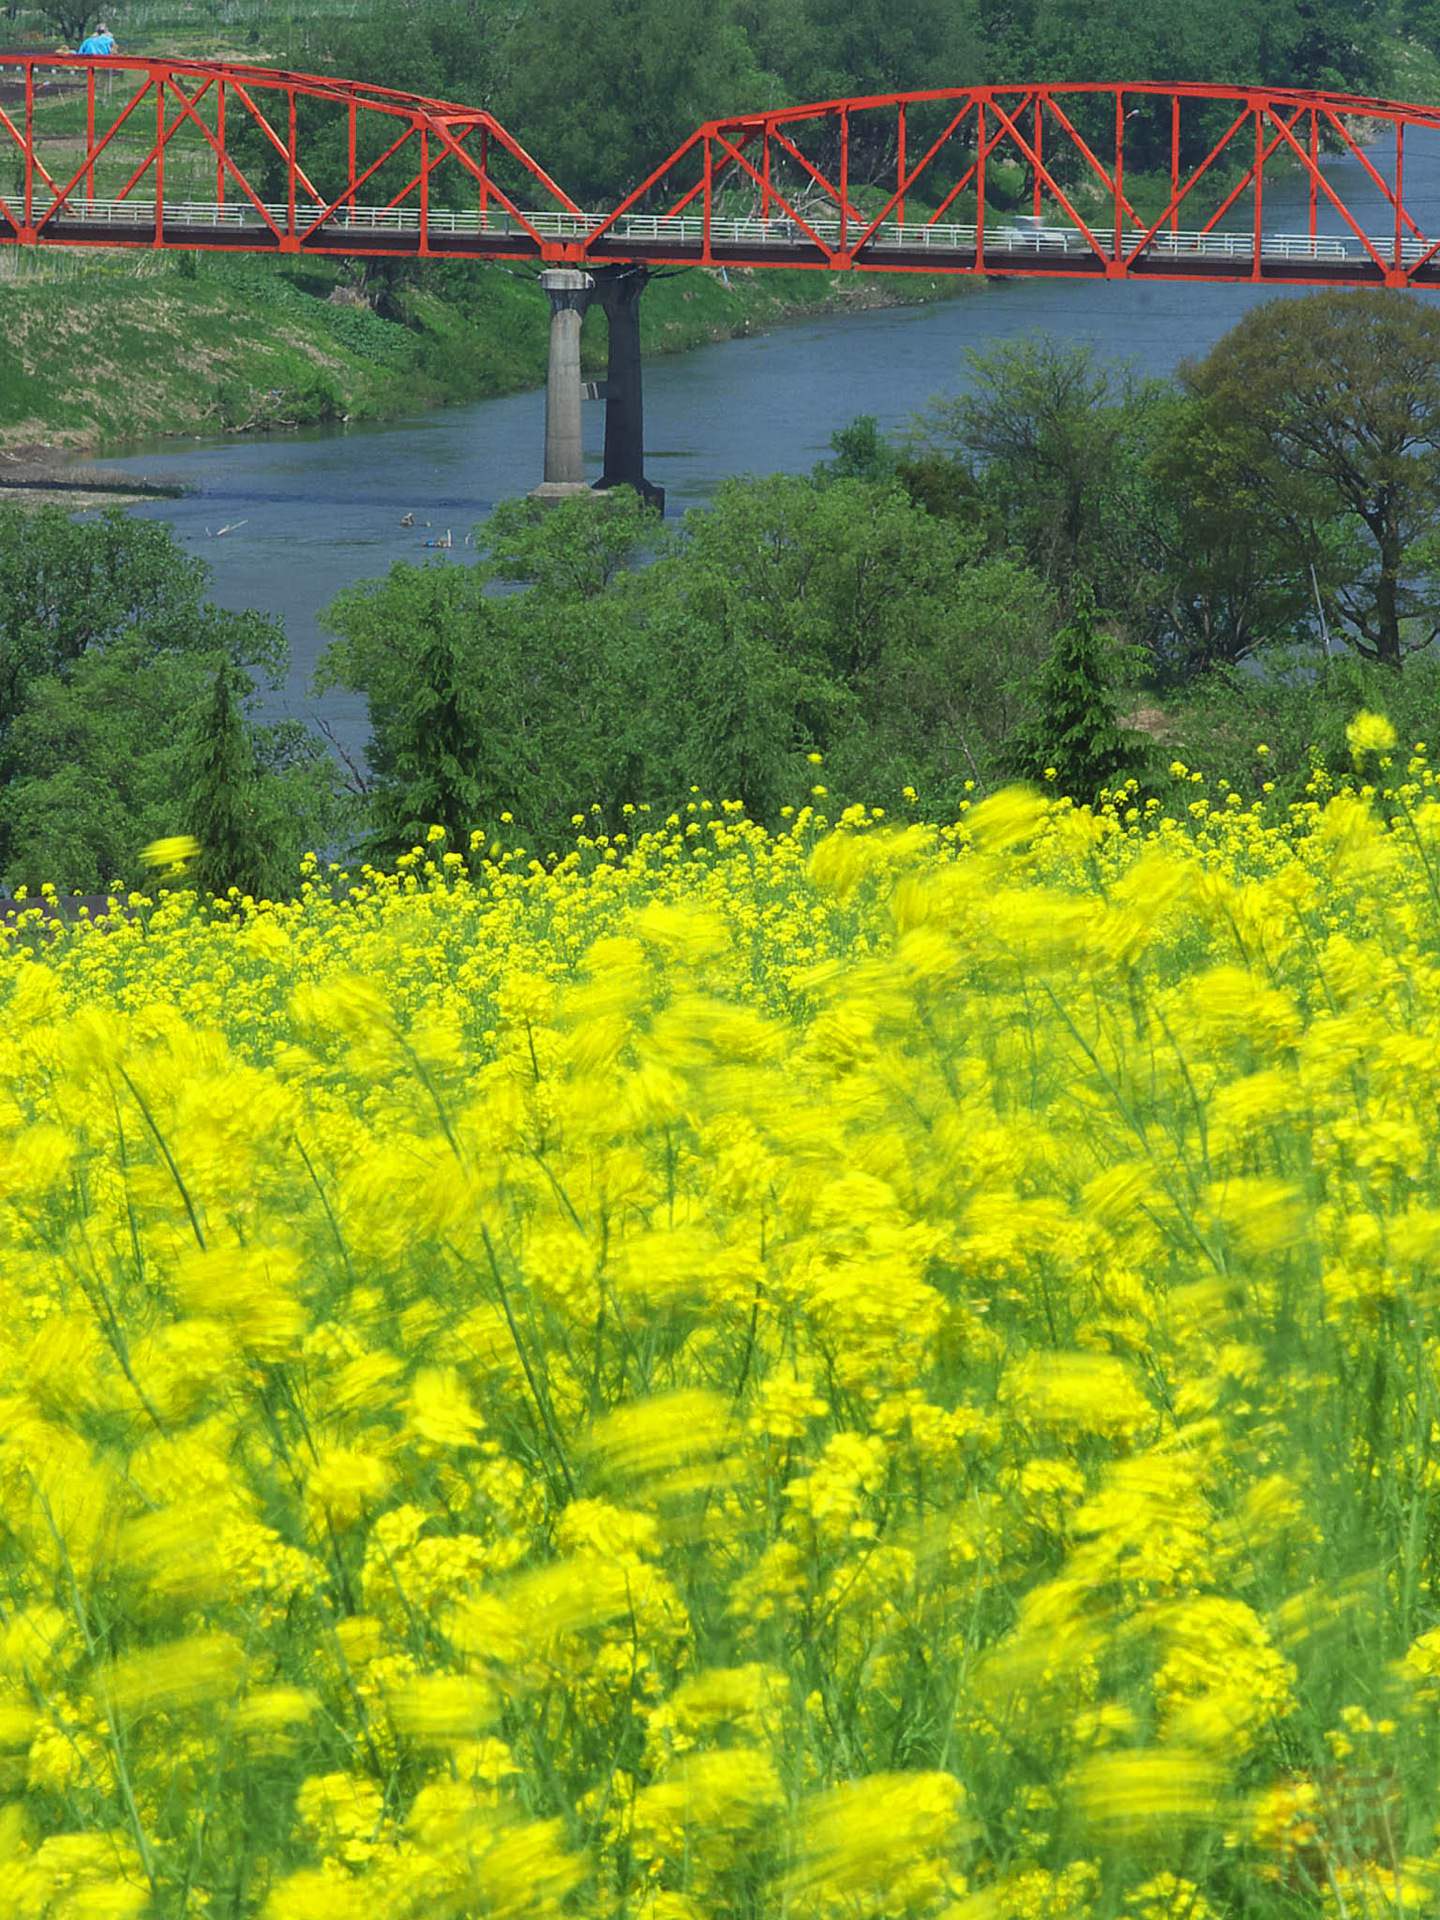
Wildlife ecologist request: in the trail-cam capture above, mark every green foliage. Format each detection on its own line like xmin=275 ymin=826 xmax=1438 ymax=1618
xmin=909 ymin=339 xmax=1158 ymax=611
xmin=481 ymin=488 xmax=657 ymax=599
xmin=1180 ymin=292 xmax=1440 ymax=669
xmin=1137 ymin=389 xmax=1312 ymax=676
xmin=2 ymin=639 xmax=202 ymax=891
xmin=310 ymin=0 xmax=505 ymax=103
xmin=814 ymin=416 xmax=898 ymax=487
xmin=319 ymin=549 xmax=650 ymax=859
xmin=319 ymin=473 xmax=1060 ymax=848
xmin=1005 ymin=583 xmax=1147 ymax=802
xmin=736 ymin=0 xmax=982 ymax=126
xmin=846 ymin=551 xmax=1056 ymax=809
xmin=310 ymin=0 xmax=1391 ymax=209
xmin=0 ymin=509 xmax=335 ymax=892
xmin=895 ymin=450 xmax=984 ymax=524
xmin=182 ymin=657 xmax=333 ymax=901
xmin=500 ymin=0 xmax=764 ymax=207
xmin=368 ymin=571 xmax=495 ymax=857
xmin=891 ymin=307 xmax=1440 ymax=684
xmin=637 ymin=474 xmax=1053 ymax=815
xmin=1167 ymin=651 xmax=1440 ymax=804
xmin=32 ymin=0 xmax=92 ymax=45
xmin=187 ymin=659 xmax=264 ymax=898
xmin=0 ymin=508 xmax=271 ymax=743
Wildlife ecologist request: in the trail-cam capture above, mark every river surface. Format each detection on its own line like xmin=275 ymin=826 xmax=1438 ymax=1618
xmin=97 ymin=127 xmax=1440 ymax=752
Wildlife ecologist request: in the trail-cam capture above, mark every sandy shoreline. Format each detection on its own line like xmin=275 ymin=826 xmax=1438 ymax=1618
xmin=0 ymin=444 xmax=183 ymax=507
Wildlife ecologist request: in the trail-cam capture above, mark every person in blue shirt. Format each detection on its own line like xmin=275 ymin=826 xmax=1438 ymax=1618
xmin=77 ymin=25 xmax=116 ymax=54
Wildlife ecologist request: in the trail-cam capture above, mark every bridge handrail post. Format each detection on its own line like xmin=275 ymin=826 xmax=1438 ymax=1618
xmin=85 ymin=68 xmax=95 ymax=205
xmin=287 ymin=86 xmax=297 ymax=243
xmin=838 ymin=105 xmax=848 ymax=255
xmin=23 ymin=61 xmax=33 ymax=233
xmin=1396 ymin=119 xmax=1405 ymax=269
xmin=154 ymin=68 xmax=165 ymax=246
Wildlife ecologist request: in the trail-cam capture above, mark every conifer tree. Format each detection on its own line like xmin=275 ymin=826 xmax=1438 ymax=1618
xmin=1005 ymin=583 xmax=1145 ymax=804
xmin=184 ymin=656 xmax=271 ymax=898
xmin=370 ymin=581 xmax=488 ymax=857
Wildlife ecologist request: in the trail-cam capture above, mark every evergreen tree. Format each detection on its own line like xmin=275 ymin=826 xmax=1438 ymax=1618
xmin=1005 ymin=583 xmax=1144 ymax=803
xmin=184 ymin=657 xmax=271 ymax=898
xmin=368 ymin=573 xmax=489 ymax=857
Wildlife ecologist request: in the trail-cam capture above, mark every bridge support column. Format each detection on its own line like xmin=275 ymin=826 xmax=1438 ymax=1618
xmin=531 ymin=266 xmax=594 ymax=502
xmin=591 ymin=266 xmax=664 ymax=513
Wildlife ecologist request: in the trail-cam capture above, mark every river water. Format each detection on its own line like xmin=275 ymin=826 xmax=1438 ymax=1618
xmin=97 ymin=126 xmax=1440 ymax=752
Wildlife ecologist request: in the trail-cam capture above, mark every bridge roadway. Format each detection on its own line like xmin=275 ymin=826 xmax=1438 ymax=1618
xmin=34 ymin=199 xmax=1440 ymax=285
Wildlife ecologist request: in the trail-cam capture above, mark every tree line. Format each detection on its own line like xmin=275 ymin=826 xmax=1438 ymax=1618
xmin=6 ymin=288 xmax=1440 ymax=899
xmin=310 ymin=0 xmax=1407 ymax=205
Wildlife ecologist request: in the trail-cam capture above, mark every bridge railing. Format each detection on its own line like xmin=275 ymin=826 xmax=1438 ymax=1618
xmin=37 ymin=197 xmax=1435 ymax=267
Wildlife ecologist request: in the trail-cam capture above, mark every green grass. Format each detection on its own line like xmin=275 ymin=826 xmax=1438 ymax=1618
xmin=0 ymin=249 xmax=974 ymax=452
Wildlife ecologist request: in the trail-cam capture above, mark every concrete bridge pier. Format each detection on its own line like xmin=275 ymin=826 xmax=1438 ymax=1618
xmin=591 ymin=266 xmax=664 ymax=513
xmin=531 ymin=266 xmax=594 ymax=503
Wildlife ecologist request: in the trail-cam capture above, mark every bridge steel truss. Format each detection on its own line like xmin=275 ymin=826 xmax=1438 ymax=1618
xmin=0 ymin=55 xmax=579 ymax=257
xmin=581 ymin=83 xmax=1440 ymax=286
xmin=2 ymin=64 xmax=1440 ymax=288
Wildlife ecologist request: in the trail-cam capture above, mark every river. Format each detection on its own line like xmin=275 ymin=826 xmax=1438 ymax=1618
xmin=97 ymin=125 xmax=1440 ymax=753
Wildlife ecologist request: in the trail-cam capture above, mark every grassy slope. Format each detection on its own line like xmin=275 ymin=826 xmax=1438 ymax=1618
xmin=0 ymin=255 xmax=972 ymax=452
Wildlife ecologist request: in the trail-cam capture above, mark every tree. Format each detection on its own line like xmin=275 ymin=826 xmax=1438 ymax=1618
xmin=910 ymin=339 xmax=1156 ymax=612
xmin=0 ymin=508 xmax=320 ymax=893
xmin=480 ymin=488 xmax=655 ymax=600
xmin=321 ymin=470 xmax=1060 ymax=843
xmin=853 ymin=555 xmax=1055 ymax=807
xmin=185 ymin=659 xmax=270 ymax=899
xmin=735 ymin=0 xmax=984 ymax=166
xmin=631 ymin=474 xmax=1056 ymax=814
xmin=1182 ymin=292 xmax=1440 ymax=669
xmin=324 ymin=0 xmax=505 ymax=103
xmin=1 ymin=638 xmax=337 ymax=894
xmin=35 ymin=3 xmax=95 ymax=46
xmin=814 ymin=416 xmax=898 ymax=487
xmin=381 ymin=610 xmax=493 ymax=855
xmin=497 ymin=0 xmax=764 ymax=204
xmin=1005 ymin=584 xmax=1144 ymax=802
xmin=319 ymin=557 xmax=650 ymax=855
xmin=635 ymin=587 xmax=835 ymax=821
xmin=0 ymin=507 xmax=278 ymax=764
xmin=1138 ymin=390 xmax=1312 ymax=676
xmin=646 ymin=472 xmax=985 ymax=688
xmin=304 ymin=0 xmax=1384 ymax=219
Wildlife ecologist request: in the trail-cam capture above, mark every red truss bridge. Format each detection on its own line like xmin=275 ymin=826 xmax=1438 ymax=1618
xmin=1 ymin=63 xmax=1438 ymax=285
xmin=4 ymin=60 xmax=1439 ymax=500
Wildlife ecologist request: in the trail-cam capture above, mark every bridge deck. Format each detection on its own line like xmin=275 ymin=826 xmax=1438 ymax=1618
xmin=18 ymin=202 xmax=1440 ymax=285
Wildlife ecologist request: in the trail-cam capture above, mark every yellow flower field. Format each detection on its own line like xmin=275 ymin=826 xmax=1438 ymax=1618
xmin=5 ymin=742 xmax=1440 ymax=1918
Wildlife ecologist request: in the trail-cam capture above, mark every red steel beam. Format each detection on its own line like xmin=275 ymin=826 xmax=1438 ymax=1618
xmin=2 ymin=63 xmax=1440 ymax=291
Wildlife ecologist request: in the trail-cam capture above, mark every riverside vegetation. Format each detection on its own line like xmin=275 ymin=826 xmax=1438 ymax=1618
xmin=7 ymin=288 xmax=1440 ymax=898
xmin=2 ymin=0 xmax=1439 ymax=444
xmin=0 ymin=251 xmax=970 ymax=453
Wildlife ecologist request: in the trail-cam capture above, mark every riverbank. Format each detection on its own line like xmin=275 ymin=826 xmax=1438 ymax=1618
xmin=0 ymin=252 xmax=975 ymax=455
xmin=0 ymin=441 xmax=184 ymax=506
